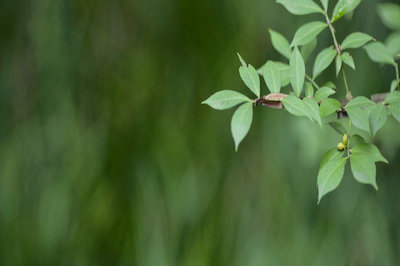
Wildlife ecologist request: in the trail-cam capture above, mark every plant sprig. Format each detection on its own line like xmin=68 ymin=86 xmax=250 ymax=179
xmin=202 ymin=0 xmax=400 ymax=203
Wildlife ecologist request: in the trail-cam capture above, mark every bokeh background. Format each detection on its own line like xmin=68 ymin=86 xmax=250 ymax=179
xmin=0 ymin=0 xmax=400 ymax=265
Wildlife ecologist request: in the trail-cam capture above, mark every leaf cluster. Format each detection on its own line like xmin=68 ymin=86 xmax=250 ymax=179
xmin=202 ymin=0 xmax=400 ymax=203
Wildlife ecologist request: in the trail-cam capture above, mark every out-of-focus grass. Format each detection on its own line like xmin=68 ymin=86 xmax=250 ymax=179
xmin=0 ymin=0 xmax=399 ymax=265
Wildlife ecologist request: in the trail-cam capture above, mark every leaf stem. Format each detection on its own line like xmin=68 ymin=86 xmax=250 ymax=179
xmin=325 ymin=14 xmax=341 ymax=55
xmin=306 ymin=74 xmax=320 ymax=90
xmin=325 ymin=12 xmax=352 ymax=101
xmin=342 ymin=68 xmax=351 ymax=101
xmin=395 ymin=63 xmax=400 ymax=91
xmin=347 ymin=120 xmax=352 ymax=158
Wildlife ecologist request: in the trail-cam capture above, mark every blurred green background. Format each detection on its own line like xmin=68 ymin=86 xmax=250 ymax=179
xmin=0 ymin=0 xmax=400 ymax=265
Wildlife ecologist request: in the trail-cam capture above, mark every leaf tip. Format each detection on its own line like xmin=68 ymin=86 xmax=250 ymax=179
xmin=234 ymin=143 xmax=239 ymax=152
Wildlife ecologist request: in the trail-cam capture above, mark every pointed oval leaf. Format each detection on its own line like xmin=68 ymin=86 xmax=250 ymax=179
xmin=313 ymin=46 xmax=337 ymax=79
xmin=282 ymin=95 xmax=306 ymax=117
xmin=390 ymin=80 xmax=399 ymax=92
xmin=276 ymin=0 xmax=323 ymax=15
xmin=369 ymin=104 xmax=387 ymax=136
xmin=304 ymin=82 xmax=314 ymax=97
xmin=290 ymin=47 xmax=306 ymax=97
xmin=320 ymin=148 xmax=342 ymax=170
xmin=364 ymin=42 xmax=396 ymax=66
xmin=341 ymin=32 xmax=374 ymax=50
xmin=231 ymin=102 xmax=253 ymax=151
xmin=276 ymin=62 xmax=291 ymax=87
xmin=202 ymin=90 xmax=251 ymax=110
xmin=291 ymin=22 xmax=327 ymax=47
xmin=384 ymin=91 xmax=400 ymax=122
xmin=314 ymin=86 xmax=336 ymax=102
xmin=320 ymin=0 xmax=329 ymax=10
xmin=332 ymin=0 xmax=362 ymax=23
xmin=258 ymin=61 xmax=291 ymax=87
xmin=323 ymin=81 xmax=336 ymax=89
xmin=388 ymin=104 xmax=400 ymax=122
xmin=262 ymin=61 xmax=282 ymax=93
xmin=346 ymin=107 xmax=370 ymax=133
xmin=350 ymin=153 xmax=377 ymax=190
xmin=239 ymin=64 xmax=260 ymax=97
xmin=384 ymin=91 xmax=400 ymax=105
xmin=352 ymin=143 xmax=388 ymax=164
xmin=377 ymin=3 xmax=400 ymax=31
xmin=318 ymin=156 xmax=347 ymax=203
xmin=345 ymin=96 xmax=375 ymax=109
xmin=303 ymin=97 xmax=322 ymax=126
xmin=341 ymin=52 xmax=355 ymax=70
xmin=301 ymin=38 xmax=318 ymax=62
xmin=269 ymin=29 xmax=292 ymax=59
xmin=386 ymin=32 xmax=400 ymax=56
xmin=320 ymin=98 xmax=341 ymax=117
xmin=335 ymin=54 xmax=342 ymax=77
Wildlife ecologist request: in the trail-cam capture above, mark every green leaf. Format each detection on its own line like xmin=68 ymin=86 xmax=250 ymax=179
xmin=291 ymin=22 xmax=327 ymax=48
xmin=352 ymin=143 xmax=389 ymax=164
xmin=231 ymin=102 xmax=253 ymax=151
xmin=345 ymin=96 xmax=374 ymax=109
xmin=258 ymin=61 xmax=291 ymax=87
xmin=323 ymin=81 xmax=336 ymax=89
xmin=386 ymin=32 xmax=400 ymax=56
xmin=314 ymin=86 xmax=336 ymax=102
xmin=390 ymin=80 xmax=399 ymax=92
xmin=269 ymin=29 xmax=292 ymax=59
xmin=317 ymin=156 xmax=347 ymax=203
xmin=341 ymin=52 xmax=355 ymax=70
xmin=384 ymin=91 xmax=400 ymax=105
xmin=320 ymin=98 xmax=341 ymax=117
xmin=369 ymin=104 xmax=387 ymax=136
xmin=303 ymin=97 xmax=322 ymax=126
xmin=377 ymin=3 xmax=400 ymax=31
xmin=363 ymin=42 xmax=396 ymax=66
xmin=282 ymin=95 xmax=322 ymax=126
xmin=335 ymin=54 xmax=342 ymax=77
xmin=237 ymin=53 xmax=246 ymax=66
xmin=341 ymin=32 xmax=374 ymax=50
xmin=301 ymin=38 xmax=318 ymax=62
xmin=276 ymin=0 xmax=323 ymax=15
xmin=290 ymin=47 xmax=306 ymax=97
xmin=276 ymin=62 xmax=291 ymax=87
xmin=385 ymin=91 xmax=400 ymax=122
xmin=282 ymin=95 xmax=306 ymax=117
xmin=346 ymin=96 xmax=375 ymax=132
xmin=350 ymin=153 xmax=377 ymax=190
xmin=332 ymin=0 xmax=362 ymax=23
xmin=388 ymin=104 xmax=400 ymax=122
xmin=319 ymin=148 xmax=344 ymax=175
xmin=329 ymin=121 xmax=347 ymax=135
xmin=202 ymin=90 xmax=251 ymax=110
xmin=238 ymin=54 xmax=260 ymax=97
xmin=346 ymin=107 xmax=370 ymax=133
xmin=304 ymin=82 xmax=314 ymax=97
xmin=320 ymin=0 xmax=329 ymax=10
xmin=262 ymin=61 xmax=282 ymax=93
xmin=312 ymin=46 xmax=337 ymax=79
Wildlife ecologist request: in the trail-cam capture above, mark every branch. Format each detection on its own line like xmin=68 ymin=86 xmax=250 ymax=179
xmin=254 ymin=92 xmax=389 ymax=118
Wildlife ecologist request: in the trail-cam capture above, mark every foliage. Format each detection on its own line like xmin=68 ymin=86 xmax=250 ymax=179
xmin=203 ymin=0 xmax=400 ymax=203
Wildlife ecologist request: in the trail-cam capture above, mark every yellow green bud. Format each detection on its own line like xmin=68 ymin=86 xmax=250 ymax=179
xmin=337 ymin=142 xmax=345 ymax=151
xmin=343 ymin=134 xmax=348 ymax=146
